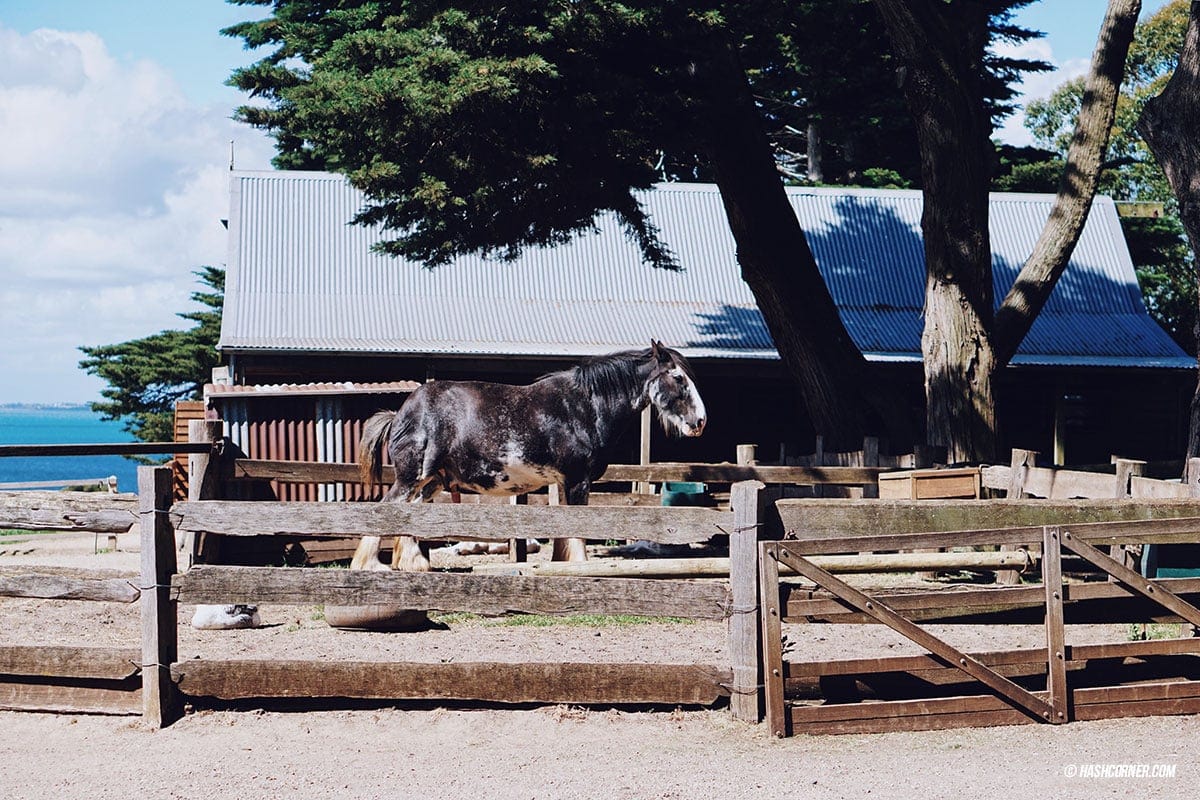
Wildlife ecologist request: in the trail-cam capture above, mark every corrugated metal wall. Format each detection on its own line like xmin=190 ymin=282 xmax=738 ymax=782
xmin=213 ymin=390 xmax=410 ymax=501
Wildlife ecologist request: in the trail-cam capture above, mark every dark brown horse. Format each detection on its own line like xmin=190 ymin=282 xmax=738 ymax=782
xmin=353 ymin=342 xmax=707 ymax=571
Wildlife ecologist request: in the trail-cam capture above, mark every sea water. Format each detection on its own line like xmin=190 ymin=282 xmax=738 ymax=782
xmin=0 ymin=405 xmax=141 ymax=492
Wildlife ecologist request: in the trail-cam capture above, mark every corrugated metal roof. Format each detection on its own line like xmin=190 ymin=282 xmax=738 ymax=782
xmin=205 ymin=380 xmax=420 ymax=399
xmin=220 ymin=171 xmax=1192 ymax=369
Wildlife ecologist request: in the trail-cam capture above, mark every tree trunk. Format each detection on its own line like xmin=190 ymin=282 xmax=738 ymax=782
xmin=873 ymin=0 xmax=996 ymax=463
xmin=875 ymin=0 xmax=1141 ymax=463
xmin=993 ymin=0 xmax=1142 ymax=366
xmin=700 ymin=44 xmax=877 ymax=450
xmin=1138 ymin=2 xmax=1200 ymax=458
xmin=807 ymin=120 xmax=824 ymax=184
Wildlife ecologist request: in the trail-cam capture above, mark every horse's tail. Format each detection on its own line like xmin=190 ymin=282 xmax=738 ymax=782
xmin=359 ymin=410 xmax=395 ymax=488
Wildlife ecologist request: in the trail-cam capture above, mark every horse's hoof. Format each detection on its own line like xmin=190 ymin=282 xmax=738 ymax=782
xmin=324 ymin=604 xmax=431 ymax=632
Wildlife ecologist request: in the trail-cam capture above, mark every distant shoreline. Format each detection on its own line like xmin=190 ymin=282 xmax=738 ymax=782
xmin=0 ymin=402 xmax=93 ymax=410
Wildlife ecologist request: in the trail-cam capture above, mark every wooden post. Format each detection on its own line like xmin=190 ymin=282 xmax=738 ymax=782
xmin=139 ymin=465 xmax=180 ymax=728
xmin=812 ymin=436 xmax=825 ymax=498
xmin=509 ymin=494 xmax=528 ymax=562
xmin=1042 ymin=526 xmax=1069 ymax=723
xmin=637 ymin=406 xmax=652 ymax=496
xmin=1053 ymin=391 xmax=1067 ymax=465
xmin=185 ymin=420 xmax=224 ymax=567
xmin=1188 ymin=458 xmax=1200 ymax=497
xmin=728 ymin=480 xmax=764 ymax=723
xmin=998 ymin=449 xmax=1038 ymax=585
xmin=862 ymin=436 xmax=880 ymax=499
xmin=758 ymin=542 xmax=787 ymax=737
xmin=1113 ymin=458 xmax=1146 ymax=572
xmin=736 ymin=444 xmax=758 ymax=467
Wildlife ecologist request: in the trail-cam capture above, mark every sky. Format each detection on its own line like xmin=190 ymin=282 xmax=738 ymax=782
xmin=0 ymin=0 xmax=1180 ymax=404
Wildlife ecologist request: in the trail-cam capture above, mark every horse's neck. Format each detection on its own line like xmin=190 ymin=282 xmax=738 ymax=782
xmin=585 ymin=367 xmax=651 ymax=449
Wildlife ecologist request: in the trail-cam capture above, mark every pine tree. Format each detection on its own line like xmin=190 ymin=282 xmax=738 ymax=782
xmin=78 ymin=267 xmax=223 ymax=442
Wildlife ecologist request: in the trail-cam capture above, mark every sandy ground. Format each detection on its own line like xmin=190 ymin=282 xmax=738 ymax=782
xmin=1 ymin=529 xmax=1198 ymax=799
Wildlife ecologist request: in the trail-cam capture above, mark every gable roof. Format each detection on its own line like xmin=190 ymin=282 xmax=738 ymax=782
xmin=220 ymin=170 xmax=1192 ymax=369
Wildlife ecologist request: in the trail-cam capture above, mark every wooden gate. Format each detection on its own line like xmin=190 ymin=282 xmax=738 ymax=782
xmin=759 ymin=500 xmax=1200 ymax=736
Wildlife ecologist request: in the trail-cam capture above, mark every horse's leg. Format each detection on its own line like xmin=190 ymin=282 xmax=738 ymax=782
xmin=552 ymin=480 xmax=589 ymax=562
xmin=390 ymin=477 xmax=441 ymax=571
xmin=351 ymin=478 xmax=417 ymax=571
xmin=350 ymin=535 xmax=390 ymax=571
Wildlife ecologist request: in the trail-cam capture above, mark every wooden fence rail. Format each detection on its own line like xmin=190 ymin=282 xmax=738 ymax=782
xmin=0 ymin=491 xmax=139 ymax=533
xmin=226 ymin=457 xmax=885 ymax=488
xmin=171 ymin=499 xmax=735 ymax=544
xmin=0 ymin=563 xmax=141 ymax=715
xmin=0 ymin=443 xmax=210 ymax=458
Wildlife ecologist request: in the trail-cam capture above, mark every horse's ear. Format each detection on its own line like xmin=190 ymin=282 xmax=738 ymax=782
xmin=650 ymin=340 xmax=668 ymax=362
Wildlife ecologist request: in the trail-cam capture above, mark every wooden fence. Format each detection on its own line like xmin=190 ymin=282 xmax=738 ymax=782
xmin=761 ymin=498 xmax=1200 ymax=736
xmin=143 ymin=465 xmax=768 ymax=726
xmin=0 ymin=489 xmax=144 ymax=715
xmin=9 ymin=435 xmax=1200 ymax=735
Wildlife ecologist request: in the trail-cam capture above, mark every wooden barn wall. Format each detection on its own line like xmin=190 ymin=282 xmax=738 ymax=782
xmin=172 ymin=400 xmax=207 ymax=500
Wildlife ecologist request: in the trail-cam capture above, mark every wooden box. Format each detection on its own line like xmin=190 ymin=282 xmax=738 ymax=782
xmin=877 ymin=467 xmax=982 ymax=500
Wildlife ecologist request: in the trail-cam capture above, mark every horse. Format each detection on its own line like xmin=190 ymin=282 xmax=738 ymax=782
xmin=352 ymin=341 xmax=707 ymax=574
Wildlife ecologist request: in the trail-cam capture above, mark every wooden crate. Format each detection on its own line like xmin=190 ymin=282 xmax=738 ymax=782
xmin=878 ymin=467 xmax=981 ymax=500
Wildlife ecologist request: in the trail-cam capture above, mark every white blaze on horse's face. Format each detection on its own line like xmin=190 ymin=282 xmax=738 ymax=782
xmin=648 ymin=365 xmax=707 ymax=437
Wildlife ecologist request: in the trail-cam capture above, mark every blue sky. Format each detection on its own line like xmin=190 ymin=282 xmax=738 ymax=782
xmin=0 ymin=0 xmax=1181 ymax=403
xmin=0 ymin=0 xmax=261 ymax=105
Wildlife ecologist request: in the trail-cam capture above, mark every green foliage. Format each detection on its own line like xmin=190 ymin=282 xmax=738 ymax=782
xmin=224 ymin=0 xmax=1045 ymax=264
xmin=1125 ymin=215 xmax=1197 ymax=355
xmin=856 ymin=168 xmax=912 ymax=190
xmin=78 ymin=267 xmax=223 ymax=442
xmin=1024 ymin=0 xmax=1188 ymax=204
xmin=990 ymin=144 xmax=1062 ymax=192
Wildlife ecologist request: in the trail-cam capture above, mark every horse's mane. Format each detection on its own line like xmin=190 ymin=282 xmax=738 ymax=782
xmin=571 ymin=350 xmax=651 ymax=397
xmin=539 ymin=347 xmax=694 ymax=397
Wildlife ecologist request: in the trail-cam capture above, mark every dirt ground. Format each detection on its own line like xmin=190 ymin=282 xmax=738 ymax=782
xmin=0 ymin=529 xmax=1197 ymax=800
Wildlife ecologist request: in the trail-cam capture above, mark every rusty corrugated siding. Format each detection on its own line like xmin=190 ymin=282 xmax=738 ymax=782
xmin=208 ymin=385 xmax=410 ymax=502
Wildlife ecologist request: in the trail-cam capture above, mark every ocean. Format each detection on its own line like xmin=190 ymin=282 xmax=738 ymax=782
xmin=0 ymin=405 xmax=144 ymax=492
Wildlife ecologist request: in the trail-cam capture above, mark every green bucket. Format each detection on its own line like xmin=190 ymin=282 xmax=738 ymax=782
xmin=1141 ymin=544 xmax=1200 ymax=578
xmin=660 ymin=481 xmax=709 ymax=507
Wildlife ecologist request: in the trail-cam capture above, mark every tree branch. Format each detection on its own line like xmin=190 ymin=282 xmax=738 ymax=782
xmin=992 ymin=0 xmax=1142 ymax=367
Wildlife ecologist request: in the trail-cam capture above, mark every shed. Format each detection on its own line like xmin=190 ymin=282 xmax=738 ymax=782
xmin=217 ymin=170 xmax=1194 ymax=464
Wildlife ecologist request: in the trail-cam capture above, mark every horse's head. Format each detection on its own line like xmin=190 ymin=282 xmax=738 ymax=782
xmin=645 ymin=341 xmax=707 ymax=437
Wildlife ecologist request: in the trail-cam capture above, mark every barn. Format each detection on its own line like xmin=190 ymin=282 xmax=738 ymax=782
xmin=212 ymin=170 xmax=1195 ymax=466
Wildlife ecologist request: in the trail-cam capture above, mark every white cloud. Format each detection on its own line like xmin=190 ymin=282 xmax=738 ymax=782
xmin=993 ymin=39 xmax=1092 ymax=148
xmin=0 ymin=24 xmax=274 ymax=403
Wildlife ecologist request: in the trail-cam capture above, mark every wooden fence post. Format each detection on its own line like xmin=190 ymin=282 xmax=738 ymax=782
xmin=509 ymin=493 xmax=528 ymax=563
xmin=139 ymin=465 xmax=180 ymax=728
xmin=1113 ymin=458 xmax=1146 ymax=572
xmin=1187 ymin=458 xmax=1200 ymax=498
xmin=1113 ymin=457 xmax=1145 ymax=499
xmin=736 ymin=444 xmax=758 ymax=467
xmin=185 ymin=420 xmax=224 ymax=567
xmin=997 ymin=449 xmax=1038 ymax=585
xmin=728 ymin=479 xmax=765 ymax=723
xmin=862 ymin=436 xmax=880 ymax=499
xmin=1042 ymin=526 xmax=1069 ymax=723
xmin=188 ymin=420 xmax=223 ymax=501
